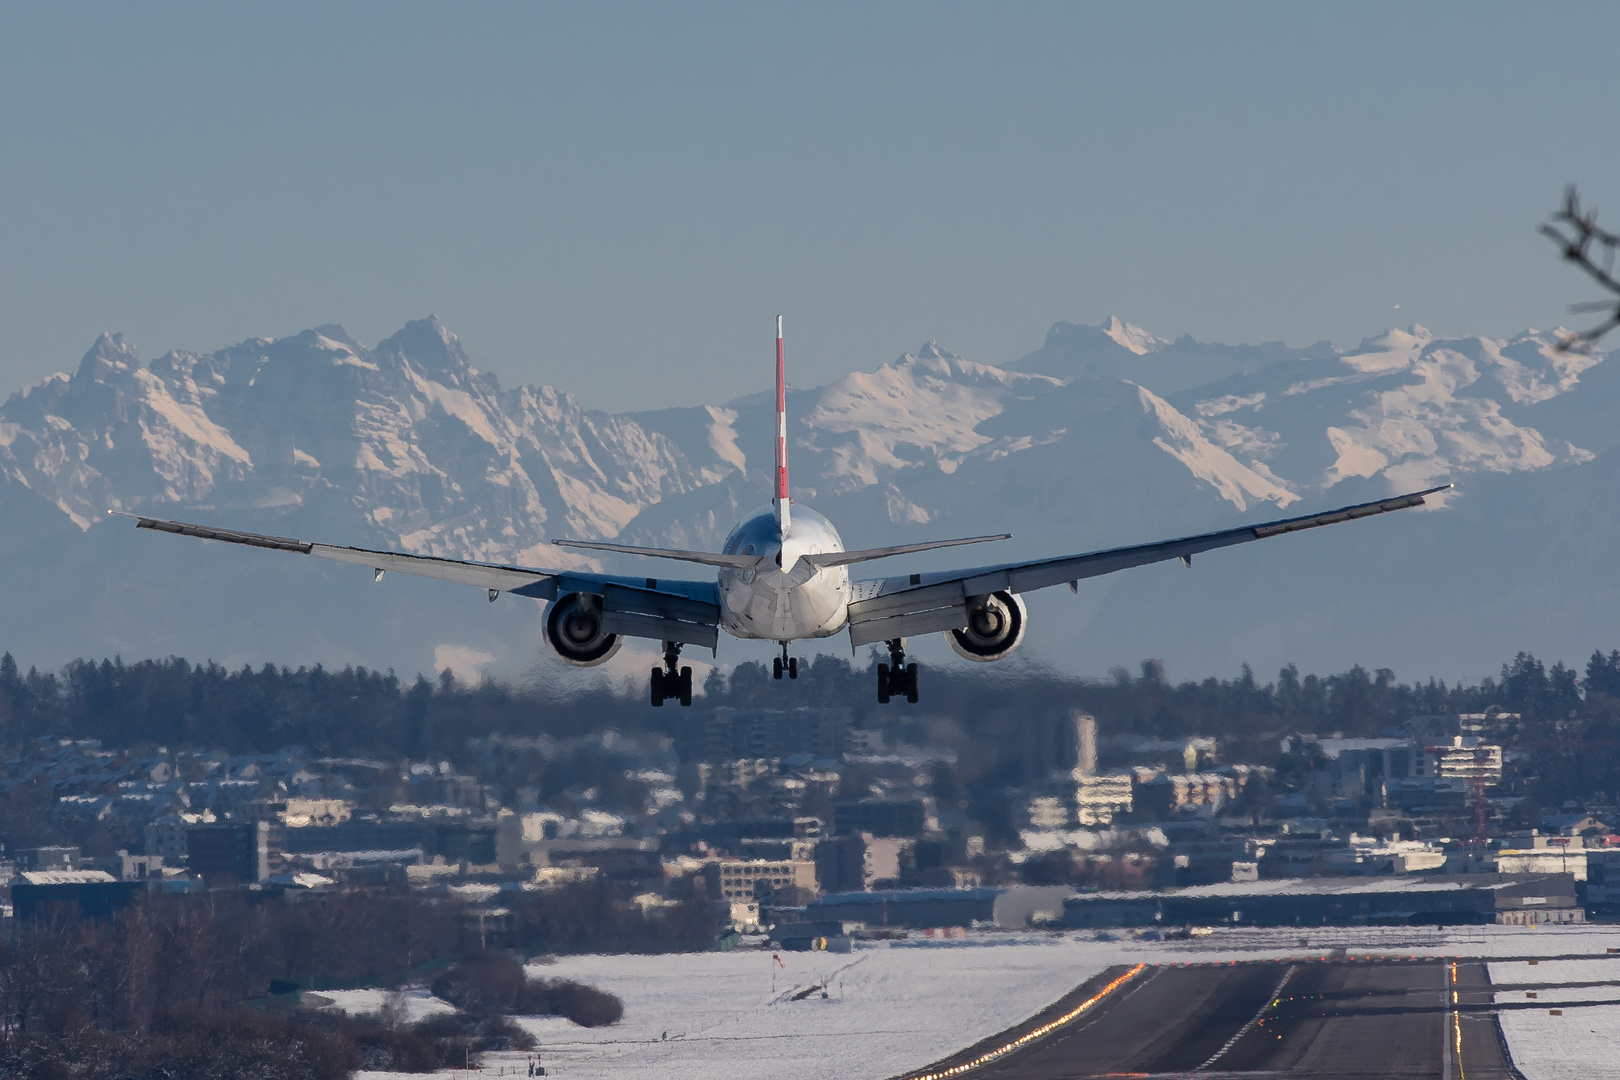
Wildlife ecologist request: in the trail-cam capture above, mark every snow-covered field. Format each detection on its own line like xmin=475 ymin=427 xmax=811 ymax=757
xmin=349 ymin=926 xmax=1620 ymax=1080
xmin=1490 ymin=956 xmax=1620 ymax=1080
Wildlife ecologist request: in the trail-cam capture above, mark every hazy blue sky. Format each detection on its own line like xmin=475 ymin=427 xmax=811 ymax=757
xmin=2 ymin=3 xmax=1618 ymax=410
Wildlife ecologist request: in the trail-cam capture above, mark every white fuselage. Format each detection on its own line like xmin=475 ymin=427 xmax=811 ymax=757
xmin=717 ymin=504 xmax=851 ymax=642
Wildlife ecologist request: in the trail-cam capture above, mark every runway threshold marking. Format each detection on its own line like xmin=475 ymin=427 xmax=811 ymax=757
xmin=903 ymin=964 xmax=1148 ymax=1080
xmin=1196 ymin=964 xmax=1298 ymax=1071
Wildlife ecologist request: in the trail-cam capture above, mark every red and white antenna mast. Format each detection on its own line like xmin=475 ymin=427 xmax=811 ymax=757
xmin=774 ymin=315 xmax=790 ymax=532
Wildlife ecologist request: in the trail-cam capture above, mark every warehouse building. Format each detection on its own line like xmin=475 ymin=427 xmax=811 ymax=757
xmin=806 ymin=885 xmax=1073 ymax=930
xmin=1062 ymin=873 xmax=1581 ymax=928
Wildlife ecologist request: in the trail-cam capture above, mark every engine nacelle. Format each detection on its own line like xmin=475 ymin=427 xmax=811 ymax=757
xmin=544 ymin=592 xmax=622 ymax=666
xmin=945 ymin=590 xmax=1027 ymax=663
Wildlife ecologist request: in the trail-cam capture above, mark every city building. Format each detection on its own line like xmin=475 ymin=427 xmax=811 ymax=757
xmin=12 ymin=870 xmax=142 ymax=923
xmin=712 ymin=856 xmax=816 ymax=901
xmin=186 ymin=821 xmax=279 ymax=884
xmin=1587 ymin=849 xmax=1620 ymax=913
xmin=806 ymin=885 xmax=1073 ymax=930
xmin=813 ymin=834 xmax=866 ymax=894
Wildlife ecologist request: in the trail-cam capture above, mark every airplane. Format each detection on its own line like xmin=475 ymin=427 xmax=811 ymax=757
xmin=118 ymin=317 xmax=1450 ymax=707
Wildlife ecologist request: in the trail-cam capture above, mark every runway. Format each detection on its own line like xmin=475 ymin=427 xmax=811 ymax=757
xmin=905 ymin=958 xmax=1520 ymax=1080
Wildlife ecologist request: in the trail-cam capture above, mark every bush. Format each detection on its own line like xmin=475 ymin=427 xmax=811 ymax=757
xmin=296 ymin=1013 xmax=440 ymax=1074
xmin=431 ymin=952 xmax=623 ymax=1027
xmin=413 ymin=1012 xmax=534 ymax=1064
xmin=518 ymin=979 xmax=624 ymax=1027
xmin=430 ymin=951 xmax=528 ymax=1015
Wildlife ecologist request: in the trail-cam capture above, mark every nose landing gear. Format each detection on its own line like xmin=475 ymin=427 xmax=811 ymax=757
xmin=876 ymin=638 xmax=918 ymax=704
xmin=772 ymin=642 xmax=800 ymax=681
xmin=650 ymin=641 xmax=693 ymax=707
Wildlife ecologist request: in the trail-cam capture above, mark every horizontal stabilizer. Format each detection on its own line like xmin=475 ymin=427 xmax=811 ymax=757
xmin=801 ymin=533 xmax=1011 ymax=569
xmin=552 ymin=539 xmax=761 ymax=568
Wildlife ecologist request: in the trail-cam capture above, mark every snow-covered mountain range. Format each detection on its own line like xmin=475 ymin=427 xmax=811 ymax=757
xmin=3 ymin=314 xmax=1617 ymax=685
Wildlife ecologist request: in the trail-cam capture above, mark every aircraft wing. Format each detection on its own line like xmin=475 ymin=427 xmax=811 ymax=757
xmin=118 ymin=513 xmax=724 ymax=648
xmin=844 ymin=485 xmax=1450 ymax=647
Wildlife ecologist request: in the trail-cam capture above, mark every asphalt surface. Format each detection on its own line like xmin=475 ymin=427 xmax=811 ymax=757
xmin=941 ymin=958 xmax=1521 ymax=1080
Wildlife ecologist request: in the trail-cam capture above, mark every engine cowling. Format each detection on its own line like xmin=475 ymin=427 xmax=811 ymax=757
xmin=945 ymin=590 xmax=1027 ymax=662
xmin=544 ymin=592 xmax=622 ymax=666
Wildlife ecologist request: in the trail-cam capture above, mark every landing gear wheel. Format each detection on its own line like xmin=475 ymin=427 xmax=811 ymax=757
xmin=678 ymin=666 xmax=693 ymax=707
xmin=654 ymin=641 xmax=692 ymax=707
xmin=877 ymin=638 xmax=917 ymax=704
xmin=773 ymin=656 xmax=784 ymax=680
xmin=788 ymin=656 xmax=799 ymax=680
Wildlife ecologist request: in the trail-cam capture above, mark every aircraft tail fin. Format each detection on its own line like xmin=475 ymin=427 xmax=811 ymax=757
xmin=775 ymin=315 xmax=790 ymax=533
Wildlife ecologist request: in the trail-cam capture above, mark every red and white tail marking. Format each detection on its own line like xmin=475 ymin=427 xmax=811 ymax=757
xmin=775 ymin=315 xmax=790 ymax=531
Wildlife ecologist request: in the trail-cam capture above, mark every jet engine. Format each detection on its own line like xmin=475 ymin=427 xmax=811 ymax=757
xmin=945 ymin=590 xmax=1027 ymax=662
xmin=544 ymin=592 xmax=622 ymax=666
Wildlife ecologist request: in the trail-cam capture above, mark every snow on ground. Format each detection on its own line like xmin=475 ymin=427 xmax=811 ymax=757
xmin=1490 ymin=956 xmax=1620 ymax=987
xmin=507 ymin=936 xmax=1118 ymax=1080
xmin=319 ymin=987 xmax=458 ymax=1024
xmin=1491 ymin=965 xmax=1620 ymax=1080
xmin=1488 ymin=954 xmax=1620 ymax=1080
xmin=355 ymin=935 xmax=1124 ymax=1080
xmin=351 ymin=926 xmax=1620 ymax=1080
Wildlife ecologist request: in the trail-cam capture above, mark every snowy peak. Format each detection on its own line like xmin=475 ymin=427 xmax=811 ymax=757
xmin=1102 ymin=316 xmax=1169 ymax=356
xmin=375 ymin=316 xmax=491 ymax=391
xmin=1134 ymin=383 xmax=1297 ymax=512
xmin=75 ymin=332 xmax=139 ymax=382
xmin=806 ymin=344 xmax=1063 ymax=494
xmin=914 ymin=339 xmax=956 ymax=362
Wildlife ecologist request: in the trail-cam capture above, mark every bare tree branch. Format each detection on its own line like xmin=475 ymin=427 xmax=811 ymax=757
xmin=1541 ymin=184 xmax=1620 ymax=350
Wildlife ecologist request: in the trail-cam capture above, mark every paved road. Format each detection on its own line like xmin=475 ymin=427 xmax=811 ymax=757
xmin=949 ymin=959 xmax=1518 ymax=1080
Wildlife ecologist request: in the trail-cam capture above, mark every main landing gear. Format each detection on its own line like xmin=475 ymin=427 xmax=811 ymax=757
xmin=877 ymin=638 xmax=918 ymax=704
xmin=772 ymin=641 xmax=800 ymax=681
xmin=650 ymin=641 xmax=692 ymax=708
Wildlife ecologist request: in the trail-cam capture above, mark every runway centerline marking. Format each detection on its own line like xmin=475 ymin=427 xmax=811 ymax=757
xmin=1197 ymin=964 xmax=1298 ymax=1071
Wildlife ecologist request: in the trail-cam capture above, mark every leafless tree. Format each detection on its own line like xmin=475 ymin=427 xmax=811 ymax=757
xmin=1542 ymin=185 xmax=1620 ymax=349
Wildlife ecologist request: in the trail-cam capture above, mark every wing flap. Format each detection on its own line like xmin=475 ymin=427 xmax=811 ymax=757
xmin=601 ymin=583 xmax=718 ymax=626
xmin=847 ymin=579 xmax=966 ymax=621
xmin=601 ymin=611 xmax=720 ymax=649
xmin=848 ymin=603 xmax=971 ymax=647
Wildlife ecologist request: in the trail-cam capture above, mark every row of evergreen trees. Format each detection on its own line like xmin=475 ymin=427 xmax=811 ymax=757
xmin=1 ymin=647 xmax=1618 ymax=758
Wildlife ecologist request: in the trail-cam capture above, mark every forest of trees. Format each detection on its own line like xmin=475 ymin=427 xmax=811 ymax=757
xmin=1 ymin=646 xmax=1616 ymax=748
xmin=3 ymin=645 xmax=1620 ymax=808
xmin=0 ymin=878 xmax=704 ymax=1078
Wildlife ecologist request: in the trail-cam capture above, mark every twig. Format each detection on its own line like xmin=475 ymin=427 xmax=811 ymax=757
xmin=1540 ymin=185 xmax=1620 ymax=350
